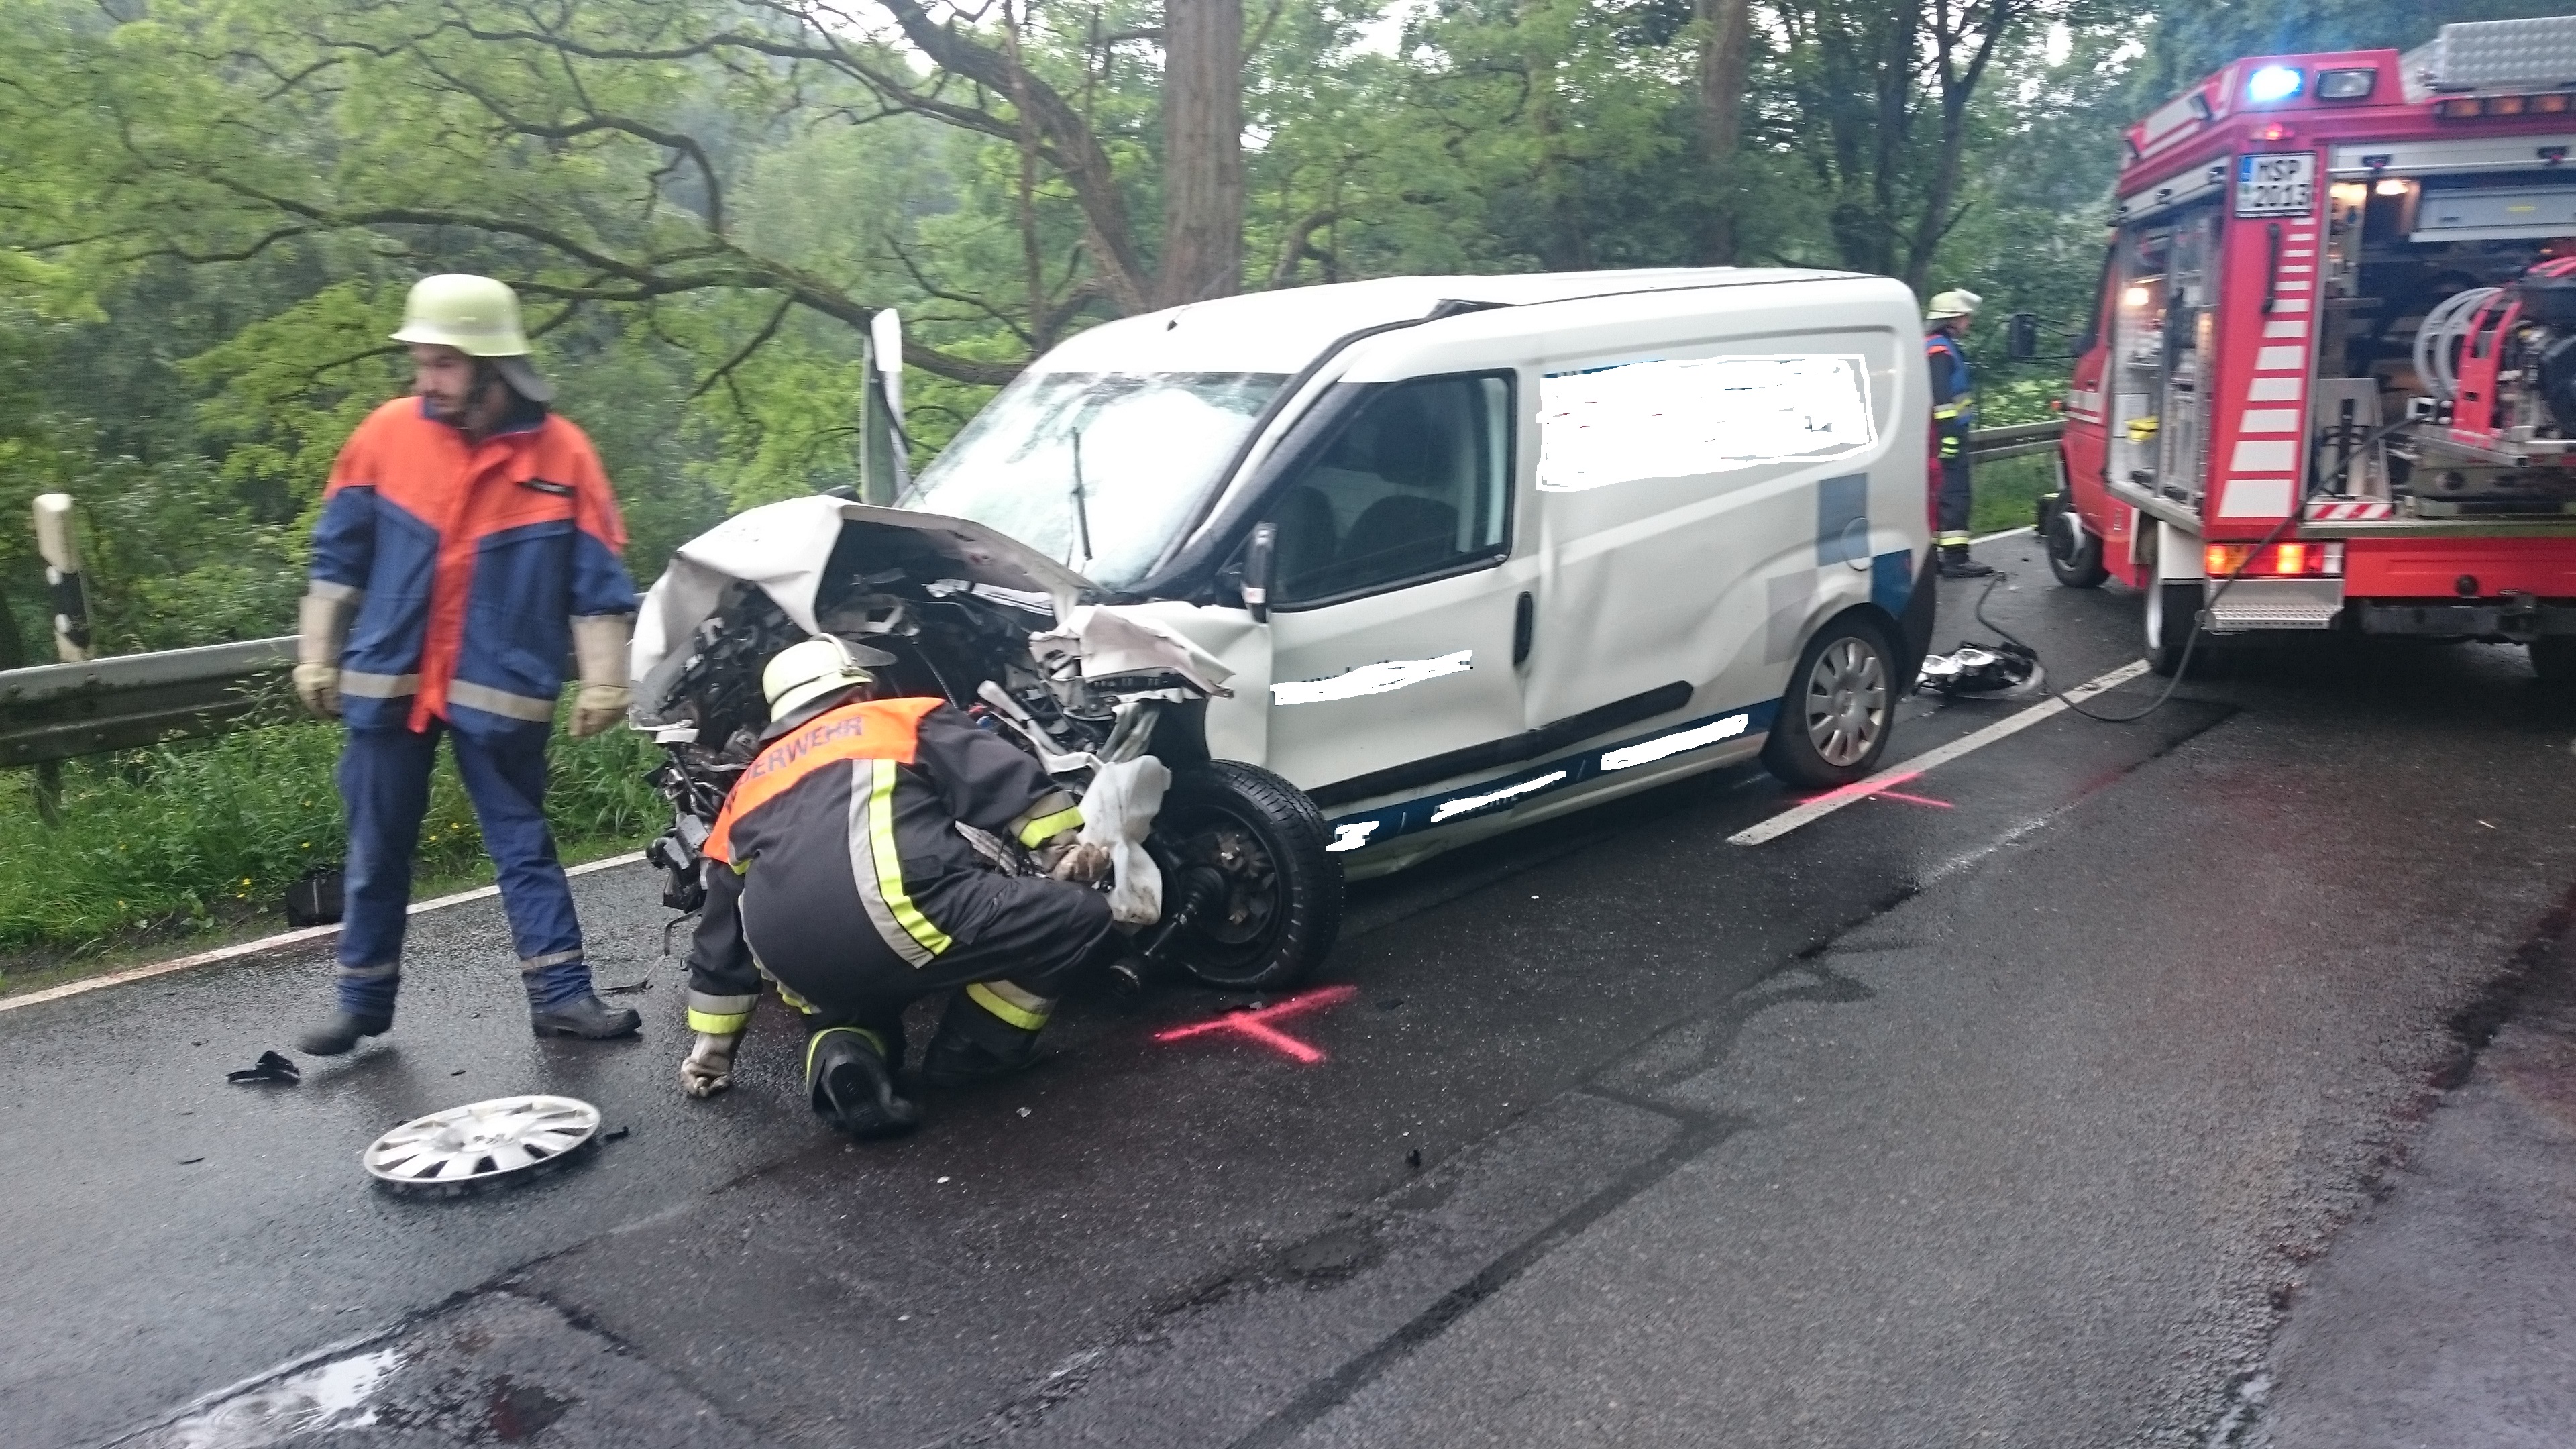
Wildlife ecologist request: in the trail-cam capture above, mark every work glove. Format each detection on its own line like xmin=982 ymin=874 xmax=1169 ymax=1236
xmin=291 ymin=664 xmax=341 ymax=719
xmin=293 ymin=588 xmax=354 ymax=720
xmin=570 ymin=613 xmax=636 ymax=739
xmin=680 ymin=1030 xmax=742 ymax=1098
xmin=1039 ymin=833 xmax=1113 ymax=884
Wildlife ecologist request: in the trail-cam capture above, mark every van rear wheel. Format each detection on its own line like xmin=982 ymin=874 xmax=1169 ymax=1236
xmin=1156 ymin=762 xmax=1342 ymax=991
xmin=1762 ymin=614 xmax=1897 ymax=790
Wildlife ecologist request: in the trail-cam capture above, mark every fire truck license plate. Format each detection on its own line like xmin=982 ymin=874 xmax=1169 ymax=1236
xmin=2235 ymin=152 xmax=2315 ymax=217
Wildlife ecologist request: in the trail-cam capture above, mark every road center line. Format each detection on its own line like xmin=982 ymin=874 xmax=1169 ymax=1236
xmin=0 ymin=851 xmax=647 ymax=1014
xmin=1728 ymin=660 xmax=2151 ymax=846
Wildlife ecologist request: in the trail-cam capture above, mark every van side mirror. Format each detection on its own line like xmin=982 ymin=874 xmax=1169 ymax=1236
xmin=1241 ymin=521 xmax=1277 ymax=623
xmin=2007 ymin=311 xmax=2041 ymax=361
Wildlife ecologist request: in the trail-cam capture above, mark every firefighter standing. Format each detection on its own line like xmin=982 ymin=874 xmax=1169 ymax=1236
xmin=677 ymin=637 xmax=1119 ymax=1140
xmin=292 ymin=274 xmax=645 ymax=1054
xmin=1927 ymin=289 xmax=1996 ymax=580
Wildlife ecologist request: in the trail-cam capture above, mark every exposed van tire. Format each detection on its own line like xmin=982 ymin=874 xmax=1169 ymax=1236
xmin=1157 ymin=761 xmax=1342 ymax=991
xmin=2145 ymin=580 xmax=2202 ymax=677
xmin=2044 ymin=500 xmax=2110 ymax=588
xmin=1762 ymin=613 xmax=1897 ymax=790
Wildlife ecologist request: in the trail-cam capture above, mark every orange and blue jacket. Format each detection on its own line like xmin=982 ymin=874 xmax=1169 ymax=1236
xmin=309 ymin=396 xmax=639 ymax=736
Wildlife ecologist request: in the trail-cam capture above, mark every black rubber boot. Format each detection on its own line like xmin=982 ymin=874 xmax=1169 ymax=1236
xmin=922 ymin=989 xmax=1046 ymax=1089
xmin=530 ymin=993 xmax=643 ymax=1040
xmin=808 ymin=1027 xmax=920 ymax=1140
xmin=1938 ymin=547 xmax=1995 ymax=580
xmin=297 ymin=1010 xmax=392 ymax=1057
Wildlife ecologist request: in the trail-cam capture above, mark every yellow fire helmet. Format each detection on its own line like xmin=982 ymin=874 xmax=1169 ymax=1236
xmin=391 ymin=274 xmax=553 ymax=402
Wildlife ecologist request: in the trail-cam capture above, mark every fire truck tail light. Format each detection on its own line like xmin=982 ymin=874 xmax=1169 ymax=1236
xmin=2247 ymin=66 xmax=2304 ymax=104
xmin=2543 ymin=93 xmax=2573 ymax=114
xmin=2438 ymin=92 xmax=2576 ymax=119
xmin=2206 ymin=543 xmax=2340 ymax=577
xmin=2316 ymin=68 xmax=2376 ymax=101
xmin=2493 ymin=95 xmax=2530 ymax=117
xmin=2440 ymin=97 xmax=2485 ymax=119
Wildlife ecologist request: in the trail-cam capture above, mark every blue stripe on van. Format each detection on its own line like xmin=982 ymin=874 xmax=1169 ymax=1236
xmin=1817 ymin=474 xmax=1868 ymax=566
xmin=1322 ymin=698 xmax=1782 ymax=855
xmin=1870 ymin=547 xmax=1915 ymax=619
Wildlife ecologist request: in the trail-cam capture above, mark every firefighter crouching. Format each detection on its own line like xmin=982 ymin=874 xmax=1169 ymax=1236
xmin=293 ymin=274 xmax=644 ymax=1055
xmin=678 ymin=637 xmax=1120 ymax=1139
xmin=1927 ymin=288 xmax=1996 ymax=580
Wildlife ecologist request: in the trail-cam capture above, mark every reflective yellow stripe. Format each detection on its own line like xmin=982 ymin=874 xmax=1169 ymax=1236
xmin=1016 ymin=806 xmax=1084 ymax=848
xmin=806 ymin=1025 xmax=885 ymax=1077
xmin=967 ymin=980 xmax=1052 ymax=1031
xmin=1931 ymin=405 xmax=1960 ymax=420
xmin=688 ymin=1008 xmax=753 ymax=1034
xmin=870 ymin=759 xmax=953 ymax=957
xmin=1937 ymin=531 xmax=1973 ymax=545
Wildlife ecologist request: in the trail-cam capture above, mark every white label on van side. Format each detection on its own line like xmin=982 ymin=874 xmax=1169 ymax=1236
xmin=1537 ymin=354 xmax=1876 ymax=492
xmin=1599 ymin=712 xmax=1750 ymax=771
xmin=1271 ymin=649 xmax=1473 ymax=705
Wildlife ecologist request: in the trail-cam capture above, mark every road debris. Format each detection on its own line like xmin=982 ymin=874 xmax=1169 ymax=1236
xmin=226 ymin=1051 xmax=301 ymax=1086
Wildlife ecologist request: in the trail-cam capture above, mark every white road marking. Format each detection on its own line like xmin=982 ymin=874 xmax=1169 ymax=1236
xmin=0 ymin=851 xmax=648 ymax=1013
xmin=1729 ymin=661 xmax=2151 ymax=846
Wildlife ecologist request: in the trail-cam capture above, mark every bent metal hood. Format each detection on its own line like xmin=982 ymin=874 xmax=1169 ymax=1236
xmin=630 ymin=494 xmax=1230 ymax=700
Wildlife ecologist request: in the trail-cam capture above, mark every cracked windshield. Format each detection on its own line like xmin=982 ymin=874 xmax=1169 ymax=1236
xmin=905 ymin=371 xmax=1287 ymax=588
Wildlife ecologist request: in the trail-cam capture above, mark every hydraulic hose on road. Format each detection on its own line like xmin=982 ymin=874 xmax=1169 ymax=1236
xmin=1972 ymin=415 xmax=2416 ymax=724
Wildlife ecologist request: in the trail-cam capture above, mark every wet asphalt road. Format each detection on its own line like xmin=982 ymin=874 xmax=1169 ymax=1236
xmin=8 ymin=540 xmax=2575 ymax=1448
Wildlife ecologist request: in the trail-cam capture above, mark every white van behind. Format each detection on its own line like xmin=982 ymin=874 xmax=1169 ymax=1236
xmin=635 ymin=268 xmax=1935 ymax=989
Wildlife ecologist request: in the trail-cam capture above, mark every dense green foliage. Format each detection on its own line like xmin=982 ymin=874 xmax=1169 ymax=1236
xmin=0 ymin=0 xmax=2568 ymax=958
xmin=0 ymin=711 xmax=660 ymax=974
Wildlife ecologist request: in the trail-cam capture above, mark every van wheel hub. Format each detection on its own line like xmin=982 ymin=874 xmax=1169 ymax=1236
xmin=1802 ymin=637 xmax=1888 ymax=767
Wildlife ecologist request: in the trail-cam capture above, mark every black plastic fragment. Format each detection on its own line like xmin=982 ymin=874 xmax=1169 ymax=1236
xmin=227 ymin=1050 xmax=301 ymax=1085
xmin=600 ymin=1126 xmax=631 ymax=1144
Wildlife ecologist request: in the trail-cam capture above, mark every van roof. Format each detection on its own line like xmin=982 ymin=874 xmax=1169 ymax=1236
xmin=1032 ymin=267 xmax=1872 ymax=374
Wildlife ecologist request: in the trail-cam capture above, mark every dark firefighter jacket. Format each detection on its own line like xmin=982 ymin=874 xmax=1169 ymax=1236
xmin=683 ymin=696 xmax=1085 ymax=1035
xmin=1927 ymin=331 xmax=1976 ymax=462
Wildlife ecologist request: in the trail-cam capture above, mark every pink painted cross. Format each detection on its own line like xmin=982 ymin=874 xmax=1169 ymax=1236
xmin=1152 ymin=984 xmax=1359 ymax=1065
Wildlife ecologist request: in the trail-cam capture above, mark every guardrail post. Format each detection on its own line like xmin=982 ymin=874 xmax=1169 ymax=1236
xmin=33 ymin=494 xmax=90 ymax=665
xmin=25 ymin=495 xmax=92 ymax=824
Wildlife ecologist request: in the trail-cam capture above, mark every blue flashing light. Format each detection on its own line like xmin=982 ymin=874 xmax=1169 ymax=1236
xmin=2247 ymin=66 xmax=2305 ymax=104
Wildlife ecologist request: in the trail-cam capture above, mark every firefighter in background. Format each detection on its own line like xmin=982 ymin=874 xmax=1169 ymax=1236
xmin=292 ymin=274 xmax=645 ymax=1055
xmin=1927 ymin=288 xmax=1996 ymax=580
xmin=676 ymin=637 xmax=1119 ymax=1140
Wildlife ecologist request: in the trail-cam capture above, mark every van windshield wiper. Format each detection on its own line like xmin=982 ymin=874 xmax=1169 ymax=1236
xmin=1068 ymin=428 xmax=1095 ymax=570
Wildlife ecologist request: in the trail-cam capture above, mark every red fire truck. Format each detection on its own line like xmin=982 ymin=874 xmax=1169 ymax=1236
xmin=2033 ymin=15 xmax=2576 ymax=678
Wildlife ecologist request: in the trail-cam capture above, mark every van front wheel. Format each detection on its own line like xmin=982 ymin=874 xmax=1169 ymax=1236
xmin=1763 ymin=614 xmax=1898 ymax=790
xmin=1155 ymin=761 xmax=1343 ymax=991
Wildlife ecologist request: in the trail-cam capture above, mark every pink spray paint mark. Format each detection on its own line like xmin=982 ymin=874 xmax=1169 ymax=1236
xmin=1152 ymin=983 xmax=1360 ymax=1065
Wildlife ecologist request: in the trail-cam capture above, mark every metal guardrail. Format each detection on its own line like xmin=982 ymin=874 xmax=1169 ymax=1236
xmin=1964 ymin=419 xmax=2063 ymax=464
xmin=0 ymin=635 xmax=292 ymax=767
xmin=0 ymin=420 xmax=2076 ymax=768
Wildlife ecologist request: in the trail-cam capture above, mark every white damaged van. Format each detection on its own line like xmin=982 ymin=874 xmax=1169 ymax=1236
xmin=636 ymin=268 xmax=1934 ymax=987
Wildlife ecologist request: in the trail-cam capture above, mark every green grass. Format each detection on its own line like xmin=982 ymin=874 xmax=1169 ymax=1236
xmin=0 ymin=710 xmax=662 ymax=989
xmin=1970 ymin=451 xmax=2059 ymax=539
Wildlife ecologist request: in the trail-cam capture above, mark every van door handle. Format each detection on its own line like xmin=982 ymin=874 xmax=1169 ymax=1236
xmin=1512 ymin=591 xmax=1534 ymax=665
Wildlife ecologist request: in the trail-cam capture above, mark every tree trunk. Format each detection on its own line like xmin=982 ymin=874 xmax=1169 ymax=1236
xmin=1159 ymin=0 xmax=1244 ymax=307
xmin=1695 ymin=0 xmax=1751 ymax=265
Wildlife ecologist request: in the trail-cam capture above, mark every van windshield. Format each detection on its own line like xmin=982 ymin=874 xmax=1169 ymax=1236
xmin=904 ymin=370 xmax=1289 ymax=590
